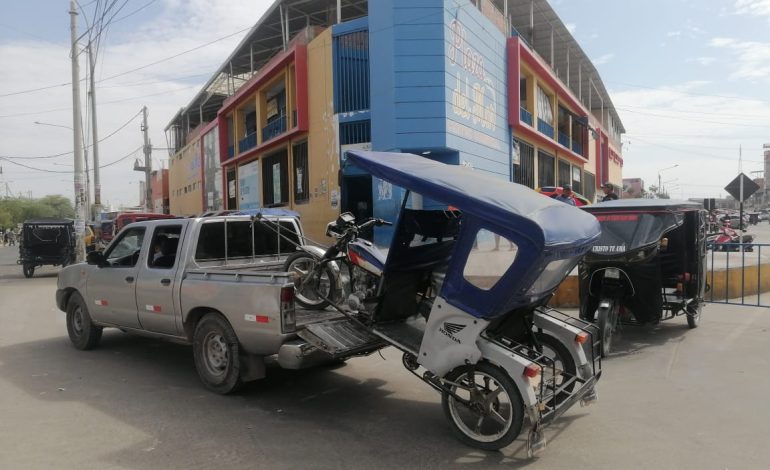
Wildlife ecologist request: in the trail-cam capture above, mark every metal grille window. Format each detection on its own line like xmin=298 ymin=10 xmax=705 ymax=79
xmin=292 ymin=141 xmax=309 ymax=204
xmin=513 ymin=139 xmax=535 ymax=189
xmin=262 ymin=149 xmax=289 ymax=207
xmin=340 ymin=120 xmax=371 ymax=145
xmin=537 ymin=150 xmax=555 ymax=188
xmin=558 ymin=159 xmax=571 ymax=187
xmin=334 ymin=30 xmax=370 ymax=113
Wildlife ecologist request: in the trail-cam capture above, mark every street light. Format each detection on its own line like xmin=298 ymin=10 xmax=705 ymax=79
xmin=657 ymin=164 xmax=678 ymax=197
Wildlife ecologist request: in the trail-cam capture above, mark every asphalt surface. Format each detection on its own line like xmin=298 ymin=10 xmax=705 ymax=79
xmin=1 ymin=245 xmax=769 ymax=469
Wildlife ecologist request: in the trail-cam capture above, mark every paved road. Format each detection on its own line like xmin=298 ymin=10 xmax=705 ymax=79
xmin=1 ymin=246 xmax=769 ymax=469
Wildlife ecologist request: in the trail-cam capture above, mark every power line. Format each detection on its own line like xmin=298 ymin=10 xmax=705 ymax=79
xmin=0 ymin=25 xmax=252 ymax=98
xmin=0 ymin=145 xmax=141 ymax=173
xmin=616 ymin=107 xmax=770 ymax=128
xmin=609 ymin=80 xmax=770 ymax=105
xmin=1 ymin=108 xmax=142 ymax=160
xmin=629 ymin=135 xmax=766 ymax=163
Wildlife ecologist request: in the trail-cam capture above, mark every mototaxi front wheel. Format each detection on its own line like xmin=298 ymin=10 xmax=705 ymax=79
xmin=596 ymin=299 xmax=620 ymax=356
xmin=22 ymin=264 xmax=35 ymax=278
xmin=283 ymin=252 xmax=336 ymax=310
xmin=441 ymin=362 xmax=525 ymax=451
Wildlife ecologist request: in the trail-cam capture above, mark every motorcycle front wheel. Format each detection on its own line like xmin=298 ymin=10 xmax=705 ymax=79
xmin=283 ymin=252 xmax=336 ymax=310
xmin=442 ymin=362 xmax=524 ymax=451
xmin=596 ymin=299 xmax=620 ymax=356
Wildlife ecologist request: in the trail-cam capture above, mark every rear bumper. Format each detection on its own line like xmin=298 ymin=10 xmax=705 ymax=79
xmin=277 ymin=339 xmax=336 ymax=369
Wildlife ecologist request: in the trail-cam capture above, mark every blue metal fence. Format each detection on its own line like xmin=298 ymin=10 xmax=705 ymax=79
xmin=262 ymin=115 xmax=287 ymax=142
xmin=537 ymin=118 xmax=554 ymax=138
xmin=227 ymin=145 xmax=234 ymax=159
xmin=520 ymin=107 xmax=533 ymax=126
xmin=238 ymin=132 xmax=257 ymax=153
xmin=558 ymin=131 xmax=570 ymax=148
xmin=334 ymin=30 xmax=370 ymax=113
xmin=572 ymin=140 xmax=583 ymax=155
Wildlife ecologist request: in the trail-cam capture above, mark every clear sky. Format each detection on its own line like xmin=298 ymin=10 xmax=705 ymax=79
xmin=1 ymin=0 xmax=769 ymax=207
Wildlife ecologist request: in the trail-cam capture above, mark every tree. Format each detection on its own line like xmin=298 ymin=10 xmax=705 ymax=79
xmin=0 ymin=195 xmax=76 ymax=228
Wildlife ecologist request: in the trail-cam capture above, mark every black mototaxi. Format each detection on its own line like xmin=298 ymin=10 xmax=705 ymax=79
xmin=578 ymin=200 xmax=707 ymax=354
xmin=17 ymin=218 xmax=76 ymax=278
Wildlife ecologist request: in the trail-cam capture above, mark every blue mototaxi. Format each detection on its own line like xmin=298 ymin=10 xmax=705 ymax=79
xmin=299 ymin=150 xmax=603 ymax=455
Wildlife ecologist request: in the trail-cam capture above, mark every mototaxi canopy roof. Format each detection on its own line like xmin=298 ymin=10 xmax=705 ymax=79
xmin=345 ymin=150 xmax=602 ymax=318
xmin=345 ymin=150 xmax=600 ymax=254
xmin=581 ymin=199 xmax=703 ymax=213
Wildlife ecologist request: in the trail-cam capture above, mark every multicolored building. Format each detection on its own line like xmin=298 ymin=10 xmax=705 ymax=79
xmin=165 ymin=0 xmax=625 ymax=242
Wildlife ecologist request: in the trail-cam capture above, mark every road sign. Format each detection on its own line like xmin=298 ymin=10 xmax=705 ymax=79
xmin=724 ymin=173 xmax=760 ymax=202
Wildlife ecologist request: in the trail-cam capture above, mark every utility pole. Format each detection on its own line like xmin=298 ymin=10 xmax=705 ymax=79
xmin=88 ymin=42 xmax=101 ymax=216
xmin=142 ymin=106 xmax=152 ymax=211
xmin=69 ymin=0 xmax=87 ymax=262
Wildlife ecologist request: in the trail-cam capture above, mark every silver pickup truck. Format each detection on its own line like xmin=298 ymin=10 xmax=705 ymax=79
xmin=56 ymin=215 xmax=343 ymax=394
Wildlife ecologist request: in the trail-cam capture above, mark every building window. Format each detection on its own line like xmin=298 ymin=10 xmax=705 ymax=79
xmin=262 ymin=148 xmax=289 ymax=206
xmin=584 ymin=171 xmax=596 ymax=202
xmin=537 ymin=150 xmax=555 ymax=188
xmin=558 ymin=159 xmax=571 ymax=187
xmin=571 ymin=166 xmax=582 ymax=194
xmin=292 ymin=141 xmax=309 ymax=203
xmin=536 ymin=86 xmax=553 ymax=124
xmin=513 ymin=139 xmax=535 ymax=189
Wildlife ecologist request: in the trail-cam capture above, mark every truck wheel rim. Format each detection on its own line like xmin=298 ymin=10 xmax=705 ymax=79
xmin=447 ymin=371 xmax=513 ymax=443
xmin=203 ymin=332 xmax=229 ymax=377
xmin=72 ymin=307 xmax=84 ymax=336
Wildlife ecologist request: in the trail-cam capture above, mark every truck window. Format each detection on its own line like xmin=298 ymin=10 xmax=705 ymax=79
xmin=105 ymin=227 xmax=145 ymax=267
xmin=195 ymin=220 xmax=252 ymax=262
xmin=253 ymin=220 xmax=300 ymax=255
xmin=148 ymin=225 xmax=183 ymax=269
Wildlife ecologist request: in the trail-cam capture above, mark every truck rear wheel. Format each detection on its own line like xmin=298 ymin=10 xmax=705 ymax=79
xmin=66 ymin=292 xmax=103 ymax=350
xmin=193 ymin=313 xmax=243 ymax=394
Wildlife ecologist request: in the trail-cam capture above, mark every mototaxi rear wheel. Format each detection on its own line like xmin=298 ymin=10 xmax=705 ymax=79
xmin=22 ymin=264 xmax=35 ymax=278
xmin=441 ymin=362 xmax=524 ymax=451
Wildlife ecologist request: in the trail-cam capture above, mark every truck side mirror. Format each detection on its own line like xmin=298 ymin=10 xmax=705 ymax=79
xmin=86 ymin=251 xmax=105 ymax=266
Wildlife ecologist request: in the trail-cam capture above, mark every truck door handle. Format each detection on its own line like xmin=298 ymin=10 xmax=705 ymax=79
xmin=125 ymin=276 xmax=134 ymax=283
xmin=160 ymin=278 xmax=171 ymax=286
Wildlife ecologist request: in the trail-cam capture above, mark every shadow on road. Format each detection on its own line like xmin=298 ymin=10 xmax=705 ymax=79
xmin=604 ymin=320 xmax=691 ymax=358
xmin=0 ymin=330 xmax=592 ymax=468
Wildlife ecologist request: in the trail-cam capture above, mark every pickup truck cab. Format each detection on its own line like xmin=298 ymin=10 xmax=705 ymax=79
xmin=56 ymin=214 xmax=342 ymax=394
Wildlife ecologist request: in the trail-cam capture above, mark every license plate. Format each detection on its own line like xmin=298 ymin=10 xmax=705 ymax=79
xmin=604 ymin=268 xmax=620 ymax=280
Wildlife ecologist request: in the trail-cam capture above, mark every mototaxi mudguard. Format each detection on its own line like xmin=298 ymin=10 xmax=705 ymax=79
xmin=532 ymin=310 xmax=593 ymax=380
xmin=297 ymin=245 xmax=347 ymax=296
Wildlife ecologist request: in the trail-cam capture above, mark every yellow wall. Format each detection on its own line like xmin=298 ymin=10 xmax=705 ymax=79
xmin=294 ymin=27 xmax=340 ymax=243
xmin=169 ymin=139 xmax=203 ymax=216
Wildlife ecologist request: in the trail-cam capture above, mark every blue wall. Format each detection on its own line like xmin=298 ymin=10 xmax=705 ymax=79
xmin=356 ymin=0 xmax=511 ymax=244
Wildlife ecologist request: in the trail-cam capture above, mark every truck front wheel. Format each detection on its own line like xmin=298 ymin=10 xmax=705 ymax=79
xmin=66 ymin=292 xmax=102 ymax=350
xmin=193 ymin=313 xmax=243 ymax=394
